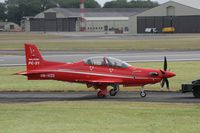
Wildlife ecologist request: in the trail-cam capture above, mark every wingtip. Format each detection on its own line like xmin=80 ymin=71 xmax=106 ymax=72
xmin=15 ymin=71 xmax=28 ymax=75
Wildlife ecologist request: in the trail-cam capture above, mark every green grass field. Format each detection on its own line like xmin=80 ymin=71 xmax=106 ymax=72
xmin=0 ymin=61 xmax=199 ymax=91
xmin=0 ymin=33 xmax=200 ymax=133
xmin=1 ymin=33 xmax=200 ymax=51
xmin=0 ymin=101 xmax=200 ymax=133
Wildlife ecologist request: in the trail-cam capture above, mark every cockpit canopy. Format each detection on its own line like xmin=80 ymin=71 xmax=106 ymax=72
xmin=84 ymin=57 xmax=131 ymax=68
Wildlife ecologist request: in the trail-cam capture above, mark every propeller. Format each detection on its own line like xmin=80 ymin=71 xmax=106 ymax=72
xmin=160 ymin=56 xmax=170 ymax=90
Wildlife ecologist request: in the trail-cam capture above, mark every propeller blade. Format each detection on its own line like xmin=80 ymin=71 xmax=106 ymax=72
xmin=161 ymin=57 xmax=171 ymax=90
xmin=161 ymin=79 xmax=165 ymax=88
xmin=160 ymin=78 xmax=170 ymax=89
xmin=165 ymin=78 xmax=169 ymax=89
xmin=164 ymin=56 xmax=167 ymax=71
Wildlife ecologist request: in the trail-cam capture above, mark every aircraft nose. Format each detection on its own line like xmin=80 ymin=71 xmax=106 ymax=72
xmin=165 ymin=71 xmax=176 ymax=78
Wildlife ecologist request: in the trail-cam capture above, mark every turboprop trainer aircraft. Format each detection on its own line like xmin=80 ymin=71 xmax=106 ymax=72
xmin=18 ymin=44 xmax=176 ymax=98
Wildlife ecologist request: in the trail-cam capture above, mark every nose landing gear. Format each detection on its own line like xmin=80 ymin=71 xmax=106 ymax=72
xmin=140 ymin=86 xmax=146 ymax=98
xmin=140 ymin=91 xmax=146 ymax=97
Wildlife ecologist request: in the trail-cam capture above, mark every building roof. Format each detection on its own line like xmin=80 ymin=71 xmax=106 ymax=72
xmin=170 ymin=0 xmax=200 ymax=9
xmin=35 ymin=8 xmax=148 ymax=18
xmin=85 ymin=17 xmax=129 ymax=21
xmin=0 ymin=22 xmax=18 ymax=27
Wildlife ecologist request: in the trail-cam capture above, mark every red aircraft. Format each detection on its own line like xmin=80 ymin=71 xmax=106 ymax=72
xmin=18 ymin=44 xmax=176 ymax=98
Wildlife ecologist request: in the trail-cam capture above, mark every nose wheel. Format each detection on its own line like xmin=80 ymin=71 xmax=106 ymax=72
xmin=140 ymin=86 xmax=146 ymax=98
xmin=140 ymin=91 xmax=146 ymax=98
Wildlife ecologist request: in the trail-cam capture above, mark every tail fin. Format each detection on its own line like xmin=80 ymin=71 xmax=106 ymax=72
xmin=25 ymin=43 xmax=45 ymax=71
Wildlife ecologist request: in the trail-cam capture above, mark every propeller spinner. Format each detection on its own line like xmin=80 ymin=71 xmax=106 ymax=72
xmin=160 ymin=56 xmax=176 ymax=90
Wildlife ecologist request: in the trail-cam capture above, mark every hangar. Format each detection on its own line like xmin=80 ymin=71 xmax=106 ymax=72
xmin=29 ymin=8 xmax=147 ymax=32
xmin=0 ymin=22 xmax=21 ymax=32
xmin=129 ymin=0 xmax=200 ymax=34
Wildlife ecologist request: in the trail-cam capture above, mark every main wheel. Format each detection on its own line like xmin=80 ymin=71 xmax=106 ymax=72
xmin=193 ymin=87 xmax=200 ymax=98
xmin=97 ymin=91 xmax=106 ymax=98
xmin=109 ymin=89 xmax=117 ymax=96
xmin=140 ymin=91 xmax=146 ymax=98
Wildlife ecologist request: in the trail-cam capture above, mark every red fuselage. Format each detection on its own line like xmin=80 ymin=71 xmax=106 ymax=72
xmin=23 ymin=60 xmax=175 ymax=87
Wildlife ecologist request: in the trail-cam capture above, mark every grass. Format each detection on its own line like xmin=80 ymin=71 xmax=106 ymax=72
xmin=0 ymin=61 xmax=200 ymax=91
xmin=0 ymin=101 xmax=200 ymax=133
xmin=0 ymin=66 xmax=87 ymax=91
xmin=1 ymin=33 xmax=200 ymax=51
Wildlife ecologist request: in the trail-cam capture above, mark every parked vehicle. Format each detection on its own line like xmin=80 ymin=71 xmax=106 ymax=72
xmin=182 ymin=80 xmax=200 ymax=98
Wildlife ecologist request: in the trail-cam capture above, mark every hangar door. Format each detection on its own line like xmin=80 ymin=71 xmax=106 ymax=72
xmin=137 ymin=15 xmax=200 ymax=33
xmin=57 ymin=18 xmax=77 ymax=31
xmin=44 ymin=12 xmax=57 ymax=31
xmin=30 ymin=19 xmax=44 ymax=31
xmin=137 ymin=16 xmax=174 ymax=33
xmin=174 ymin=16 xmax=200 ymax=33
xmin=30 ymin=13 xmax=77 ymax=32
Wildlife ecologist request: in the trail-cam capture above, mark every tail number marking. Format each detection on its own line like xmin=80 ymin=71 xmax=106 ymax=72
xmin=28 ymin=58 xmax=40 ymax=65
xmin=40 ymin=74 xmax=55 ymax=78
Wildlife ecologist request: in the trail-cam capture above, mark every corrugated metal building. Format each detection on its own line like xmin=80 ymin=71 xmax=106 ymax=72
xmin=129 ymin=0 xmax=200 ymax=34
xmin=29 ymin=8 xmax=147 ymax=32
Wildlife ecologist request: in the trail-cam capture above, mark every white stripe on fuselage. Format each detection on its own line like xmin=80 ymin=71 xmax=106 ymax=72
xmin=33 ymin=69 xmax=153 ymax=80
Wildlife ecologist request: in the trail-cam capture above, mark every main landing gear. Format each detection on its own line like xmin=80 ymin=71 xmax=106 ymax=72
xmin=109 ymin=85 xmax=120 ymax=96
xmin=97 ymin=85 xmax=120 ymax=98
xmin=97 ymin=86 xmax=108 ymax=98
xmin=97 ymin=89 xmax=107 ymax=98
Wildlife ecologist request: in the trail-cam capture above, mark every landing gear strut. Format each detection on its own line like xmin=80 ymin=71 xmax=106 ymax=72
xmin=109 ymin=85 xmax=120 ymax=96
xmin=140 ymin=86 xmax=146 ymax=98
xmin=97 ymin=86 xmax=108 ymax=98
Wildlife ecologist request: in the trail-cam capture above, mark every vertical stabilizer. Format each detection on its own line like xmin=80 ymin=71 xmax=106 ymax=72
xmin=24 ymin=43 xmax=45 ymax=71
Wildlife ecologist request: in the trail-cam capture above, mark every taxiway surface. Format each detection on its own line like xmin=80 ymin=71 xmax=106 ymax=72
xmin=0 ymin=91 xmax=199 ymax=103
xmin=0 ymin=51 xmax=200 ymax=66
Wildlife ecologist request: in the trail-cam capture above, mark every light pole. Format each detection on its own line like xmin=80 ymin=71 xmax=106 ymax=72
xmin=80 ymin=0 xmax=86 ymax=31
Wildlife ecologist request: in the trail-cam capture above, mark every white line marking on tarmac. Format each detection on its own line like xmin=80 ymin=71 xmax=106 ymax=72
xmin=0 ymin=64 xmax=25 ymax=67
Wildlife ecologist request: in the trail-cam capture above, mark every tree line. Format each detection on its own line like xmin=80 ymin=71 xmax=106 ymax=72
xmin=104 ymin=0 xmax=159 ymax=8
xmin=0 ymin=0 xmax=159 ymax=24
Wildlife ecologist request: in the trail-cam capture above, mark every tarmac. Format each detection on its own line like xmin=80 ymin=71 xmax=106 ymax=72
xmin=1 ymin=51 xmax=200 ymax=67
xmin=0 ymin=91 xmax=199 ymax=103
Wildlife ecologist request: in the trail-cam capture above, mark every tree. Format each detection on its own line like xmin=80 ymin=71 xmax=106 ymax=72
xmin=56 ymin=0 xmax=101 ymax=8
xmin=4 ymin=0 xmax=101 ymax=24
xmin=5 ymin=0 xmax=46 ymax=24
xmin=103 ymin=0 xmax=159 ymax=8
xmin=85 ymin=0 xmax=101 ymax=8
xmin=104 ymin=0 xmax=129 ymax=8
xmin=129 ymin=0 xmax=159 ymax=8
xmin=0 ymin=3 xmax=6 ymax=21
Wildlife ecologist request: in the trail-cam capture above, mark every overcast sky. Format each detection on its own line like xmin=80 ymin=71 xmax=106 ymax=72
xmin=0 ymin=0 xmax=169 ymax=6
